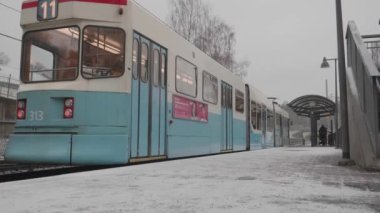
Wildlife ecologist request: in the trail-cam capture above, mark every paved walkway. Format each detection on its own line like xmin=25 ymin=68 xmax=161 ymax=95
xmin=0 ymin=147 xmax=379 ymax=213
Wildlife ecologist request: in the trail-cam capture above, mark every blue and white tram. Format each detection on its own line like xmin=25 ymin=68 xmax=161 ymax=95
xmin=5 ymin=0 xmax=289 ymax=165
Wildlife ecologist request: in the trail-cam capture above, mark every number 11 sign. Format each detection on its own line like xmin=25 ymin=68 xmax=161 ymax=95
xmin=37 ymin=0 xmax=58 ymax=21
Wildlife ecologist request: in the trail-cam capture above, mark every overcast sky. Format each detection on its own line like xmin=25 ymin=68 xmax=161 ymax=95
xmin=1 ymin=0 xmax=380 ymax=102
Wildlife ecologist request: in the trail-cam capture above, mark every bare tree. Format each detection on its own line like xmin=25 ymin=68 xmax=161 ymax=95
xmin=168 ymin=0 xmax=249 ymax=79
xmin=232 ymin=60 xmax=250 ymax=79
xmin=168 ymin=0 xmax=209 ymax=43
xmin=0 ymin=52 xmax=10 ymax=66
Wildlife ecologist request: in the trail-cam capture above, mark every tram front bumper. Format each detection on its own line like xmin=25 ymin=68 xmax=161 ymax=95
xmin=5 ymin=134 xmax=129 ymax=165
xmin=5 ymin=134 xmax=72 ymax=164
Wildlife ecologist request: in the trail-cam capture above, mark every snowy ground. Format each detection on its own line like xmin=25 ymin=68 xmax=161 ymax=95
xmin=0 ymin=147 xmax=379 ymax=213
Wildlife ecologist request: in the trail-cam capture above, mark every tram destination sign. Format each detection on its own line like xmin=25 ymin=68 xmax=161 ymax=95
xmin=37 ymin=0 xmax=58 ymax=21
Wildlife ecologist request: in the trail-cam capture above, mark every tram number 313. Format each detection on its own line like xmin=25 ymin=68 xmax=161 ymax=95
xmin=29 ymin=111 xmax=44 ymax=121
xmin=37 ymin=0 xmax=58 ymax=20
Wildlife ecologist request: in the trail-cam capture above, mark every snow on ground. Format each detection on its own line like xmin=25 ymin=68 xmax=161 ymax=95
xmin=0 ymin=147 xmax=379 ymax=213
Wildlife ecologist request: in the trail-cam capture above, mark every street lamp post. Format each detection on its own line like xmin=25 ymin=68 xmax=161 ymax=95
xmin=321 ymin=57 xmax=339 ymax=148
xmin=335 ymin=0 xmax=350 ymax=159
xmin=267 ymin=97 xmax=278 ymax=147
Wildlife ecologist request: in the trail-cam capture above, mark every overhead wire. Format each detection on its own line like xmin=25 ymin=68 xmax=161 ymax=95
xmin=0 ymin=2 xmax=22 ymax=42
xmin=0 ymin=32 xmax=21 ymax=42
xmin=0 ymin=2 xmax=21 ymax=13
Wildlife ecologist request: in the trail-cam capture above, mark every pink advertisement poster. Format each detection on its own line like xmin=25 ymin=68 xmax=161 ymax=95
xmin=173 ymin=95 xmax=208 ymax=122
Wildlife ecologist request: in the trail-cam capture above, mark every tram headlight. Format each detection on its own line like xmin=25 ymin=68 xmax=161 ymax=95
xmin=64 ymin=108 xmax=73 ymax=118
xmin=17 ymin=100 xmax=25 ymax=109
xmin=64 ymin=98 xmax=74 ymax=108
xmin=63 ymin=98 xmax=74 ymax=119
xmin=16 ymin=99 xmax=27 ymax=120
xmin=17 ymin=110 xmax=25 ymax=120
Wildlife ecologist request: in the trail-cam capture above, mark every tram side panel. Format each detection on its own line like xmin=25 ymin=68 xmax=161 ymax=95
xmin=164 ymin=58 xmax=247 ymax=158
xmin=166 ymin=95 xmax=222 ymax=158
xmin=248 ymin=86 xmax=268 ymax=150
xmin=164 ymin=59 xmax=223 ymax=158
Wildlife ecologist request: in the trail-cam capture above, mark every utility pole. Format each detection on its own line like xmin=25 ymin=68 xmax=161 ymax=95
xmin=335 ymin=0 xmax=350 ymax=158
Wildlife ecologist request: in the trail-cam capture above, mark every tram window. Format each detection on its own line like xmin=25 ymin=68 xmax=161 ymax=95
xmin=29 ymin=45 xmax=54 ymax=81
xmin=262 ymin=106 xmax=267 ymax=129
xmin=267 ymin=110 xmax=274 ymax=132
xmin=235 ymin=90 xmax=244 ymax=113
xmin=82 ymin=26 xmax=125 ymax=79
xmin=251 ymin=101 xmax=257 ymax=129
xmin=257 ymin=104 xmax=262 ymax=130
xmin=132 ymin=39 xmax=139 ymax=80
xmin=140 ymin=43 xmax=149 ymax=82
xmin=202 ymin=71 xmax=218 ymax=104
xmin=160 ymin=53 xmax=166 ymax=88
xmin=21 ymin=26 xmax=80 ymax=82
xmin=153 ymin=49 xmax=159 ymax=86
xmin=176 ymin=57 xmax=197 ymax=97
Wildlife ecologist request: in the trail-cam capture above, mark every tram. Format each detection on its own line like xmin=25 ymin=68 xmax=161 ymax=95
xmin=5 ymin=0 xmax=290 ymax=165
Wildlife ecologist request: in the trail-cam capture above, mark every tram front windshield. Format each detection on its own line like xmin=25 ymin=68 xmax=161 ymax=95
xmin=21 ymin=26 xmax=80 ymax=82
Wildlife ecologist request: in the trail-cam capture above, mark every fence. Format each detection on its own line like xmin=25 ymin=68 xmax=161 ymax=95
xmin=0 ymin=98 xmax=16 ymax=158
xmin=0 ymin=138 xmax=8 ymax=159
xmin=364 ymin=37 xmax=380 ymax=71
xmin=288 ymin=138 xmax=305 ymax=147
xmin=0 ymin=75 xmax=18 ymax=157
xmin=0 ymin=75 xmax=19 ymax=100
xmin=346 ymin=21 xmax=380 ymax=157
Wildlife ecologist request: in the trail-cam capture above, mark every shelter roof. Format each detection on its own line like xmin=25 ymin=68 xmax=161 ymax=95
xmin=287 ymin=95 xmax=335 ymax=118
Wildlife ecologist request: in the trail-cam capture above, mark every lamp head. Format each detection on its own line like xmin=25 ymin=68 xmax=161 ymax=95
xmin=267 ymin=97 xmax=277 ymax=101
xmin=321 ymin=57 xmax=330 ymax=68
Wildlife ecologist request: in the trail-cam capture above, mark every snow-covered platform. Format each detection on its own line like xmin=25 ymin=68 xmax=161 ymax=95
xmin=0 ymin=147 xmax=379 ymax=213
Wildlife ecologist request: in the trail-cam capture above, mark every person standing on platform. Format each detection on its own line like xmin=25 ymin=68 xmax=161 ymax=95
xmin=319 ymin=125 xmax=327 ymax=146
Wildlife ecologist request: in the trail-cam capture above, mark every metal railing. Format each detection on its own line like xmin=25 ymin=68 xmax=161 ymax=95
xmin=289 ymin=138 xmax=305 ymax=147
xmin=0 ymin=138 xmax=8 ymax=159
xmin=346 ymin=21 xmax=380 ymax=157
xmin=363 ymin=37 xmax=380 ymax=70
xmin=0 ymin=75 xmax=19 ymax=100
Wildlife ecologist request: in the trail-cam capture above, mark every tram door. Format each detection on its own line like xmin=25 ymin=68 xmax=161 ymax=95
xmin=262 ymin=106 xmax=267 ymax=146
xmin=221 ymin=82 xmax=233 ymax=151
xmin=245 ymin=85 xmax=251 ymax=151
xmin=131 ymin=33 xmax=167 ymax=159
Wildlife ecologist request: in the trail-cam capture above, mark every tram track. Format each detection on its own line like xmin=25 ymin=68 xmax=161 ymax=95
xmin=0 ymin=160 xmax=117 ymax=183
